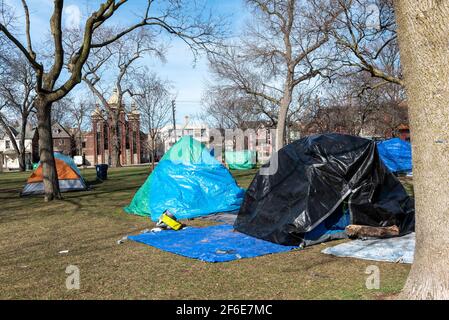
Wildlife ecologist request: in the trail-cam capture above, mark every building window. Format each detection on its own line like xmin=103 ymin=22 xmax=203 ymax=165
xmin=201 ymin=129 xmax=206 ymax=137
xmin=5 ymin=140 xmax=10 ymax=149
xmin=82 ymin=142 xmax=86 ymax=148
xmin=266 ymin=129 xmax=271 ymax=144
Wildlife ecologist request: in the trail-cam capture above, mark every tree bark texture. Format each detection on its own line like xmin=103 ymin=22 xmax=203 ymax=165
xmin=109 ymin=111 xmax=122 ymax=168
xmin=36 ymin=97 xmax=61 ymax=201
xmin=394 ymin=0 xmax=449 ymax=299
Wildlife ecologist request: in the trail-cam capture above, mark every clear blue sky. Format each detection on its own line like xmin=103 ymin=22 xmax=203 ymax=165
xmin=4 ymin=0 xmax=247 ymax=122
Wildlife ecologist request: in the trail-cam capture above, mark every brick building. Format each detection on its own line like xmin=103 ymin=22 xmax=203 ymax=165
xmin=82 ymin=90 xmax=148 ymax=166
xmin=31 ymin=122 xmax=73 ymax=163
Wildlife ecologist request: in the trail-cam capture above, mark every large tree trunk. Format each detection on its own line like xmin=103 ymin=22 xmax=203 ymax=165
xmin=36 ymin=98 xmax=61 ymax=201
xmin=394 ymin=0 xmax=449 ymax=299
xmin=109 ymin=111 xmax=122 ymax=168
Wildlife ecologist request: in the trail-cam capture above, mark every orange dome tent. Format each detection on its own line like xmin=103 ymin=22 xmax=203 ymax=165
xmin=22 ymin=152 xmax=87 ymax=195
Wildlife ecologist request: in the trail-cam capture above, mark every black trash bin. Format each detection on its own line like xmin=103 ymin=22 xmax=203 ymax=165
xmin=96 ymin=164 xmax=109 ymax=181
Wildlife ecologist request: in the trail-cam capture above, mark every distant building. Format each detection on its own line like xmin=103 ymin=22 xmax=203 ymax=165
xmin=81 ymin=89 xmax=149 ymax=166
xmin=31 ymin=122 xmax=73 ymax=162
xmin=158 ymin=116 xmax=210 ymax=154
xmin=0 ymin=122 xmax=74 ymax=170
xmin=156 ymin=117 xmax=283 ymax=165
xmin=0 ymin=125 xmax=33 ymax=170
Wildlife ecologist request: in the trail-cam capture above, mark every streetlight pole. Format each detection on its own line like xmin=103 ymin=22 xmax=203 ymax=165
xmin=171 ymin=99 xmax=177 ymax=143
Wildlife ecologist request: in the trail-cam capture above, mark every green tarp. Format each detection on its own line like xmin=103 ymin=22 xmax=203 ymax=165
xmin=225 ymin=150 xmax=256 ymax=170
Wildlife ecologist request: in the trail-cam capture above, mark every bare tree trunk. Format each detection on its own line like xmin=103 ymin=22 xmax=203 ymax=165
xmin=79 ymin=130 xmax=83 ymax=156
xmin=18 ymin=116 xmax=28 ymax=171
xmin=276 ymin=105 xmax=287 ymax=151
xmin=109 ymin=111 xmax=121 ymax=168
xmin=276 ymin=84 xmax=293 ymax=151
xmin=36 ymin=98 xmax=61 ymax=201
xmin=151 ymin=135 xmax=156 ymax=170
xmin=394 ymin=0 xmax=449 ymax=299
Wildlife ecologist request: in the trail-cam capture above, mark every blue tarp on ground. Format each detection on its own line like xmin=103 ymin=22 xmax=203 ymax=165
xmin=377 ymin=138 xmax=412 ymax=173
xmin=321 ymin=232 xmax=415 ymax=264
xmin=128 ymin=224 xmax=297 ymax=262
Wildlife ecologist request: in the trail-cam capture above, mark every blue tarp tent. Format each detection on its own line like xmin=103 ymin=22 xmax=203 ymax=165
xmin=124 ymin=136 xmax=245 ymax=221
xmin=377 ymin=138 xmax=412 ymax=173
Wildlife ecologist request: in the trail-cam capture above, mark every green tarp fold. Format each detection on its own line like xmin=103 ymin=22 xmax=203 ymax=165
xmin=225 ymin=150 xmax=256 ymax=170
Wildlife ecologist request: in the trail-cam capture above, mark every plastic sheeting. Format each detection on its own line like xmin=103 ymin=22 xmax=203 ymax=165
xmin=22 ymin=179 xmax=86 ymax=195
xmin=124 ymin=136 xmax=245 ymax=221
xmin=225 ymin=150 xmax=256 ymax=170
xmin=377 ymin=138 xmax=412 ymax=173
xmin=234 ymin=133 xmax=415 ymax=246
xmin=321 ymin=232 xmax=415 ymax=264
xmin=128 ymin=225 xmax=297 ymax=262
xmin=200 ymin=212 xmax=238 ymax=225
xmin=303 ymin=208 xmax=351 ymax=246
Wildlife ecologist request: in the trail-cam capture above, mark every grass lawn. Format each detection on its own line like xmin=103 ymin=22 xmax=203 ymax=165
xmin=0 ymin=166 xmax=411 ymax=299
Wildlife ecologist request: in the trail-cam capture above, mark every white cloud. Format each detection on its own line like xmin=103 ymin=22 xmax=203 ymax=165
xmin=63 ymin=4 xmax=81 ymax=30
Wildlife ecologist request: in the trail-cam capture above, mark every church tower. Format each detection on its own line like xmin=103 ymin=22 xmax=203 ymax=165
xmin=127 ymin=102 xmax=141 ymax=164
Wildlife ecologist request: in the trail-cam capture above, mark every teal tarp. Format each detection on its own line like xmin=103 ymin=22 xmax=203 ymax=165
xmin=225 ymin=150 xmax=256 ymax=170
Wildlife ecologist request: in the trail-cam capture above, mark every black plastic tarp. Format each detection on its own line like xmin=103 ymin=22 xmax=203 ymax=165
xmin=234 ymin=133 xmax=415 ymax=246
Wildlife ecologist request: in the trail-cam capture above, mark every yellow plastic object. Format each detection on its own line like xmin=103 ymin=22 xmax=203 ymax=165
xmin=160 ymin=213 xmax=182 ymax=230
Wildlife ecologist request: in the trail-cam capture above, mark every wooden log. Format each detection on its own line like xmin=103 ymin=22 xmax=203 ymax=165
xmin=345 ymin=224 xmax=400 ymax=238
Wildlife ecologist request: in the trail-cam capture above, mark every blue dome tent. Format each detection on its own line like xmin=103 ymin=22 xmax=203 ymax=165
xmin=124 ymin=136 xmax=245 ymax=221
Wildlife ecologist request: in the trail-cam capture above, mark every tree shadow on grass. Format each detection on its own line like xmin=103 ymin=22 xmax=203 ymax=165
xmin=0 ymin=226 xmax=139 ymax=268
